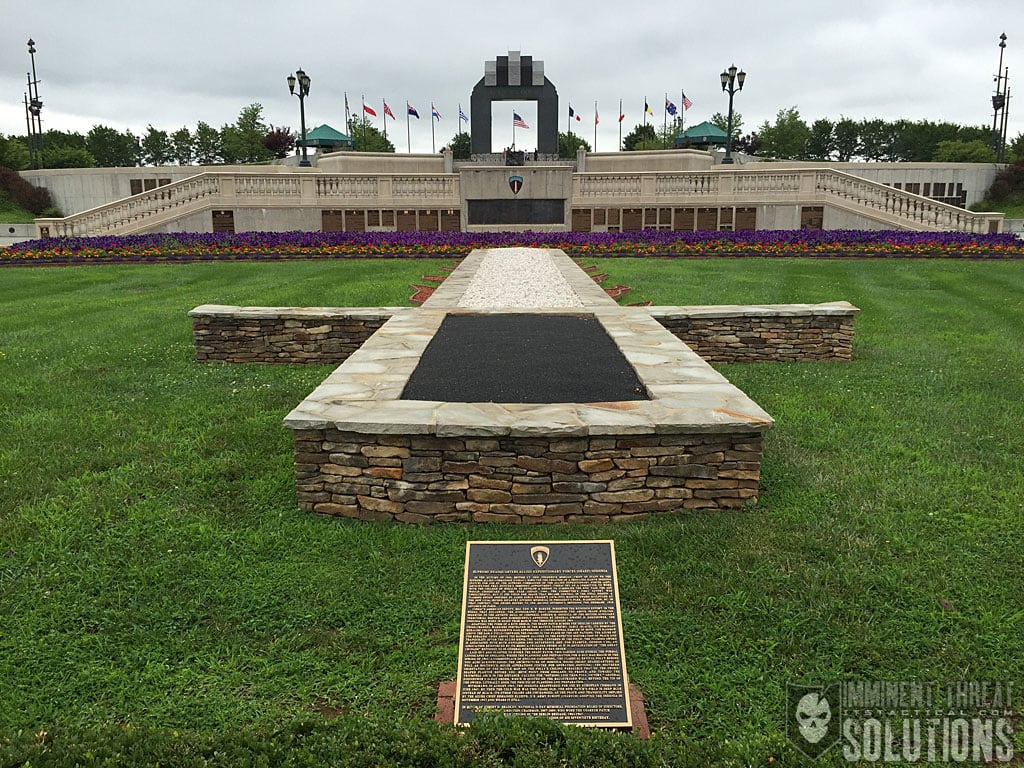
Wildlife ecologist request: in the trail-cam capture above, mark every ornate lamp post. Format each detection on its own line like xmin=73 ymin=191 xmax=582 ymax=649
xmin=26 ymin=38 xmax=44 ymax=169
xmin=991 ymin=33 xmax=1010 ymax=164
xmin=719 ymin=64 xmax=745 ymax=165
xmin=287 ymin=68 xmax=312 ymax=167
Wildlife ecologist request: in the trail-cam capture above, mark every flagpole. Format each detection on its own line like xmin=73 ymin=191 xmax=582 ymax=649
xmin=681 ymin=89 xmax=686 ymax=133
xmin=431 ymin=104 xmax=435 ymax=154
xmin=618 ymin=98 xmax=623 ymax=151
xmin=344 ymin=92 xmax=351 ymax=136
xmin=594 ymin=101 xmax=598 ymax=152
xmin=406 ymin=102 xmax=411 ymax=154
xmin=361 ymin=95 xmax=367 ymax=149
xmin=512 ymin=111 xmax=516 ymax=150
xmin=382 ymin=99 xmax=387 ymax=142
xmin=664 ymin=92 xmax=669 ymax=147
xmin=643 ymin=96 xmax=647 ymax=128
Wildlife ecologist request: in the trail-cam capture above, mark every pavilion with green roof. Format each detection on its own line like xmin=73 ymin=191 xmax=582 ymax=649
xmin=298 ymin=124 xmax=355 ymax=152
xmin=673 ymin=121 xmax=728 ymax=149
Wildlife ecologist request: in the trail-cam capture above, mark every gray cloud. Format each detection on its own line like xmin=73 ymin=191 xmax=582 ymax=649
xmin=2 ymin=0 xmax=1019 ymax=155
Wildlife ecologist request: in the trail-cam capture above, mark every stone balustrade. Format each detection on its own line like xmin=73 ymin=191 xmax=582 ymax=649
xmin=35 ymin=166 xmax=1002 ymax=238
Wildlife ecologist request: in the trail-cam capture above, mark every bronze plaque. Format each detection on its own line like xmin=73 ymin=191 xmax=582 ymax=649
xmin=454 ymin=541 xmax=631 ymax=727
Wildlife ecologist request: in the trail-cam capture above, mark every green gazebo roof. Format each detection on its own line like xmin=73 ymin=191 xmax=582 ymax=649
xmin=674 ymin=121 xmax=729 ymax=148
xmin=299 ymin=124 xmax=354 ymax=148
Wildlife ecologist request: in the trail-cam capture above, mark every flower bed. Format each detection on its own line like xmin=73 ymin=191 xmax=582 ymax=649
xmin=2 ymin=229 xmax=1023 ymax=264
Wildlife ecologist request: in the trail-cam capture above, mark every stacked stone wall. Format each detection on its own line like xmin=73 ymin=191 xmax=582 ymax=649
xmin=293 ymin=429 xmax=763 ymax=523
xmin=191 ymin=303 xmax=858 ymax=365
xmin=191 ymin=310 xmax=392 ymax=364
xmin=649 ymin=311 xmax=857 ymax=363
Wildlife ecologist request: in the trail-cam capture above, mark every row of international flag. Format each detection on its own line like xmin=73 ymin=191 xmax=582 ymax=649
xmin=349 ymin=94 xmax=467 ymax=124
xmin=346 ymin=93 xmax=694 ymax=130
xmin=569 ymin=94 xmax=694 ymax=126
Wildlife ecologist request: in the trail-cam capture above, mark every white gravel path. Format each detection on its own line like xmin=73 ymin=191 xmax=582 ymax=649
xmin=456 ymin=248 xmax=584 ymax=308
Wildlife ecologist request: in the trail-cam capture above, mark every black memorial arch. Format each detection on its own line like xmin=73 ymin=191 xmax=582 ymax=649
xmin=470 ymin=51 xmax=559 ymax=156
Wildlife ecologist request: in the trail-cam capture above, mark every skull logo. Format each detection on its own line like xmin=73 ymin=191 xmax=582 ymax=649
xmin=795 ymin=692 xmax=831 ymax=743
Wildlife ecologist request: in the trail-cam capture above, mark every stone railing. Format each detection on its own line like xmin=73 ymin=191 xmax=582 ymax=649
xmin=35 ymin=166 xmax=1003 ymax=238
xmin=812 ymin=170 xmax=997 ymax=233
xmin=36 ymin=171 xmax=463 ymax=238
xmin=574 ymin=167 xmax=1003 ymax=233
xmin=35 ymin=174 xmax=225 ymax=238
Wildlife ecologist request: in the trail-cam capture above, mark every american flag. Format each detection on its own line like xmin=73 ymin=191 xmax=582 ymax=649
xmin=513 ymin=112 xmax=529 ymax=129
xmin=682 ymin=92 xmax=694 ymax=111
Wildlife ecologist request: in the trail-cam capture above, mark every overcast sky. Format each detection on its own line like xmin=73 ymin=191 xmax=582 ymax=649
xmin=2 ymin=0 xmax=1021 ymax=157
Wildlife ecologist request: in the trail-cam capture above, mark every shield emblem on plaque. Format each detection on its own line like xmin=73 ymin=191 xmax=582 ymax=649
xmin=530 ymin=546 xmax=550 ymax=568
xmin=509 ymin=175 xmax=524 ymax=195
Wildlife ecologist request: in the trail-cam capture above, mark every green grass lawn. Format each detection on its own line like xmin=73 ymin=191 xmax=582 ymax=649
xmin=1 ymin=257 xmax=1022 ymax=765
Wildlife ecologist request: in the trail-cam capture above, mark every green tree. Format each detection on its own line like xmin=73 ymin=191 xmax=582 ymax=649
xmin=833 ymin=117 xmax=860 ymax=161
xmin=86 ymin=125 xmax=139 ymax=167
xmin=710 ymin=111 xmax=743 ymax=142
xmin=1008 ymin=132 xmax=1024 ymax=160
xmin=170 ymin=127 xmax=194 ymax=165
xmin=804 ymin=118 xmax=836 ymax=160
xmin=42 ymin=129 xmax=88 ymax=152
xmin=621 ymin=123 xmax=656 ymax=151
xmin=346 ymin=116 xmax=395 ymax=153
xmin=40 ymin=145 xmax=96 ymax=168
xmin=558 ymin=131 xmax=591 ymax=158
xmin=221 ymin=103 xmax=274 ymax=163
xmin=193 ymin=121 xmax=222 ymax=164
xmin=757 ymin=107 xmax=811 ymax=160
xmin=0 ymin=134 xmax=30 ymax=170
xmin=141 ymin=125 xmax=172 ymax=166
xmin=857 ymin=119 xmax=898 ymax=161
xmin=932 ymin=140 xmax=997 ymax=163
xmin=448 ymin=131 xmax=471 ymax=159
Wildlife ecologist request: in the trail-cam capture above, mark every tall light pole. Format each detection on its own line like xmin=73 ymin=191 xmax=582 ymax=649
xmin=720 ymin=64 xmax=745 ymax=165
xmin=287 ymin=68 xmax=312 ymax=167
xmin=26 ymin=38 xmax=44 ymax=169
xmin=991 ymin=33 xmax=1010 ymax=163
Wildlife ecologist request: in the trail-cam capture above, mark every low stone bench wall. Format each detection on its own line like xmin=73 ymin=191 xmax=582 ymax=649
xmin=293 ymin=430 xmax=763 ymax=524
xmin=189 ymin=301 xmax=859 ymax=365
xmin=648 ymin=303 xmax=859 ymax=363
xmin=188 ymin=306 xmax=402 ymax=364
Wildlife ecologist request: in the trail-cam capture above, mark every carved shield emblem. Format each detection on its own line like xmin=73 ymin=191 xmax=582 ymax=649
xmin=530 ymin=546 xmax=550 ymax=568
xmin=509 ymin=175 xmax=524 ymax=195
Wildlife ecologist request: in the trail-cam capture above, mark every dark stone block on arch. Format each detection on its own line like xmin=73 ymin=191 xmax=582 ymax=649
xmin=471 ymin=51 xmax=559 ymax=156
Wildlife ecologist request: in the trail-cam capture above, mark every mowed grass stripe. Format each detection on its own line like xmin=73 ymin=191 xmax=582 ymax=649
xmin=0 ymin=258 xmax=1020 ymax=751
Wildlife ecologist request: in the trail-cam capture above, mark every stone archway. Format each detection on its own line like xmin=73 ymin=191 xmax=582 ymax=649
xmin=470 ymin=50 xmax=559 ymax=156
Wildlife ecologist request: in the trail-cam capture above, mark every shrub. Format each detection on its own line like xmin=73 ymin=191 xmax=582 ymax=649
xmin=985 ymin=157 xmax=1024 ymax=202
xmin=0 ymin=165 xmax=53 ymax=214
